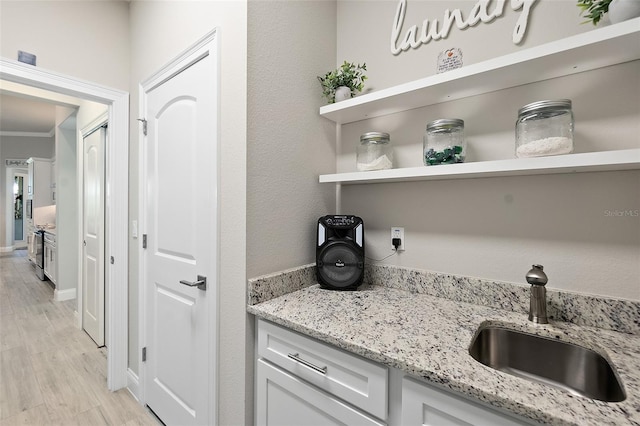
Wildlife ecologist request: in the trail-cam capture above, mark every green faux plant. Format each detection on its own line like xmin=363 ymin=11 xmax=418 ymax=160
xmin=577 ymin=0 xmax=613 ymax=25
xmin=318 ymin=61 xmax=367 ymax=103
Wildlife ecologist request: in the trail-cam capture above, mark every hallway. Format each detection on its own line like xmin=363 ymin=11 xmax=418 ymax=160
xmin=0 ymin=250 xmax=157 ymax=425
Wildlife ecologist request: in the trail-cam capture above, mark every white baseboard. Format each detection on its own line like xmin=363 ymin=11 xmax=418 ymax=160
xmin=127 ymin=368 xmax=142 ymax=403
xmin=0 ymin=246 xmax=14 ymax=253
xmin=54 ymin=287 xmax=77 ymax=301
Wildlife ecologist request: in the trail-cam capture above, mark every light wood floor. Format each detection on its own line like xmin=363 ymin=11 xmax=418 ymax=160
xmin=0 ymin=250 xmax=159 ymax=425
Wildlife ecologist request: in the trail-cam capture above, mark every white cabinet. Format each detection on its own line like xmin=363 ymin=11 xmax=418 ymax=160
xmin=319 ymin=19 xmax=640 ymax=184
xmin=401 ymin=376 xmax=533 ymax=426
xmin=27 ymin=230 xmax=36 ymax=263
xmin=44 ymin=232 xmax=57 ymax=285
xmin=26 ymin=157 xmax=53 ymax=207
xmin=256 ymin=319 xmax=388 ymax=425
xmin=255 ymin=319 xmax=536 ymax=426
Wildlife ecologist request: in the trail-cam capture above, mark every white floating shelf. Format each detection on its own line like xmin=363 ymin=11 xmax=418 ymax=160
xmin=319 ymin=18 xmax=640 ymax=125
xmin=319 ymin=150 xmax=640 ymax=184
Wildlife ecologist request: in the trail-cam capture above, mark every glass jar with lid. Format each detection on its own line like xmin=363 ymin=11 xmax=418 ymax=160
xmin=423 ymin=119 xmax=465 ymax=166
xmin=516 ymin=99 xmax=574 ymax=158
xmin=357 ymin=132 xmax=393 ymax=171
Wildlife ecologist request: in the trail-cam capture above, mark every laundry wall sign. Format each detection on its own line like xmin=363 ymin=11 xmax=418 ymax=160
xmin=391 ymin=0 xmax=538 ymax=55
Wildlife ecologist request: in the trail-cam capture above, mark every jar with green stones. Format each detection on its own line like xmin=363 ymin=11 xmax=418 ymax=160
xmin=423 ymin=119 xmax=465 ymax=166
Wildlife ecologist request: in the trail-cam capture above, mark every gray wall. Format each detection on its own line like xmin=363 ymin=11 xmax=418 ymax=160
xmin=247 ymin=0 xmax=337 ymax=278
xmin=246 ymin=3 xmax=337 ymax=422
xmin=335 ymin=1 xmax=640 ymax=300
xmin=55 ymin=107 xmax=78 ymax=294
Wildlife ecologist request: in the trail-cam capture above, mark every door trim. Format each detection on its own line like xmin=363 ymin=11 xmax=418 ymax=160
xmin=138 ymin=28 xmax=220 ymax=424
xmin=4 ymin=168 xmax=28 ymax=250
xmin=0 ymin=57 xmax=130 ymax=391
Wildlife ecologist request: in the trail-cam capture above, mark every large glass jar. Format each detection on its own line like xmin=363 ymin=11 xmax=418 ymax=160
xmin=516 ymin=99 xmax=574 ymax=158
xmin=356 ymin=132 xmax=393 ymax=171
xmin=423 ymin=119 xmax=465 ymax=165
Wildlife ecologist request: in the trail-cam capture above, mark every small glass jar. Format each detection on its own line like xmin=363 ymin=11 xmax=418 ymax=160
xmin=357 ymin=132 xmax=393 ymax=171
xmin=516 ymin=99 xmax=574 ymax=158
xmin=423 ymin=119 xmax=465 ymax=166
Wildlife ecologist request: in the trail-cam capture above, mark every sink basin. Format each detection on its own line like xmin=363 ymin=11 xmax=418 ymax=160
xmin=469 ymin=325 xmax=626 ymax=402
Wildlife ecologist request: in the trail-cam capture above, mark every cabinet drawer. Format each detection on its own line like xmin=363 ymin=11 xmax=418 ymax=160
xmin=258 ymin=319 xmax=388 ymax=420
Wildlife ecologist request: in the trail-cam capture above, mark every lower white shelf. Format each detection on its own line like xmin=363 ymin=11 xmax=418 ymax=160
xmin=319 ymin=149 xmax=640 ymax=184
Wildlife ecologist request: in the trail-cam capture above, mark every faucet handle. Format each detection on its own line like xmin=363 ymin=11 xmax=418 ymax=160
xmin=526 ymin=264 xmax=548 ymax=286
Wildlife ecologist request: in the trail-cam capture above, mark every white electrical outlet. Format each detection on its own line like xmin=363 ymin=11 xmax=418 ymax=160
xmin=391 ymin=227 xmax=405 ymax=251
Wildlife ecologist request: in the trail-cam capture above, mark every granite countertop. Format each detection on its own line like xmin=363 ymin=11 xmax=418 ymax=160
xmin=248 ymin=284 xmax=640 ymax=425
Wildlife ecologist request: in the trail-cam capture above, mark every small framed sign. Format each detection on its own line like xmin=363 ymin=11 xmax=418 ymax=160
xmin=437 ymin=48 xmax=463 ymax=74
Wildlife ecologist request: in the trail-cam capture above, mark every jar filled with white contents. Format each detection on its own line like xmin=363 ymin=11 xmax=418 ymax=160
xmin=516 ymin=100 xmax=574 ymax=158
xmin=357 ymin=132 xmax=393 ymax=171
xmin=424 ymin=119 xmax=465 ymax=166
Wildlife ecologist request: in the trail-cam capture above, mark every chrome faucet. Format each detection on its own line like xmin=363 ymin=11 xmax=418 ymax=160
xmin=527 ymin=264 xmax=548 ymax=324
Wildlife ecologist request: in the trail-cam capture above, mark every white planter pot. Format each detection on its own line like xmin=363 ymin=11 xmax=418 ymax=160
xmin=334 ymin=86 xmax=352 ymax=102
xmin=608 ymin=0 xmax=640 ymax=24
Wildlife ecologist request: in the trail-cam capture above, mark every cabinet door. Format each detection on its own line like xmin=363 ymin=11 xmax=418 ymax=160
xmin=401 ymin=377 xmax=532 ymax=426
xmin=27 ymin=233 xmax=34 ymax=261
xmin=33 ymin=159 xmax=53 ymax=207
xmin=27 ymin=162 xmax=34 ymax=199
xmin=257 ymin=359 xmax=385 ymax=426
xmin=49 ymin=246 xmax=57 ymax=284
xmin=44 ymin=244 xmax=51 ymax=276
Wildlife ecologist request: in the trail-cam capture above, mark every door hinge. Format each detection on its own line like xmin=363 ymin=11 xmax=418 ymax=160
xmin=142 ymin=347 xmax=147 ymax=362
xmin=137 ymin=118 xmax=147 ymax=136
xmin=142 ymin=234 xmax=147 ymax=249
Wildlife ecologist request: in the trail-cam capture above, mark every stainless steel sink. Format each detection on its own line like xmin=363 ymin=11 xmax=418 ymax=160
xmin=469 ymin=325 xmax=626 ymax=402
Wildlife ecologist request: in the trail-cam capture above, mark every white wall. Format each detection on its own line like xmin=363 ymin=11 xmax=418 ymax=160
xmin=128 ymin=2 xmax=248 ymax=424
xmin=0 ymin=135 xmax=55 ymax=248
xmin=335 ymin=1 xmax=640 ymax=300
xmin=0 ymin=1 xmax=130 ymax=91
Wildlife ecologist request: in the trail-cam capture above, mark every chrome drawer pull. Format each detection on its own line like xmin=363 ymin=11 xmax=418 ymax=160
xmin=287 ymin=353 xmax=327 ymax=375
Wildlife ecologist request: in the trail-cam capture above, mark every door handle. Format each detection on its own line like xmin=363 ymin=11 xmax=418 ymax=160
xmin=179 ymin=275 xmax=207 ymax=291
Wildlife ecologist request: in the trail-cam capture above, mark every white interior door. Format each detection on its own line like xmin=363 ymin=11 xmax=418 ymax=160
xmin=83 ymin=125 xmax=106 ymax=347
xmin=142 ymin=32 xmax=218 ymax=426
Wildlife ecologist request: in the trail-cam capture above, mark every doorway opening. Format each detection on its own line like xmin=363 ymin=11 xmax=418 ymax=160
xmin=12 ymin=171 xmax=27 ymax=247
xmin=1 ymin=57 xmax=129 ymax=391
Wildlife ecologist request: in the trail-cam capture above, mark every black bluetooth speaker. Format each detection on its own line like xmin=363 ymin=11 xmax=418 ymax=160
xmin=316 ymin=215 xmax=364 ymax=291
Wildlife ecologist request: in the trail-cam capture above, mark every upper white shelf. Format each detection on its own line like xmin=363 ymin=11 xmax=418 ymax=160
xmin=319 ymin=149 xmax=640 ymax=184
xmin=319 ymin=18 xmax=640 ymax=124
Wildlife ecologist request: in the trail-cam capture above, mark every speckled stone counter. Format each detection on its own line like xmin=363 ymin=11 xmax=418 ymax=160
xmin=248 ymin=282 xmax=640 ymax=425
